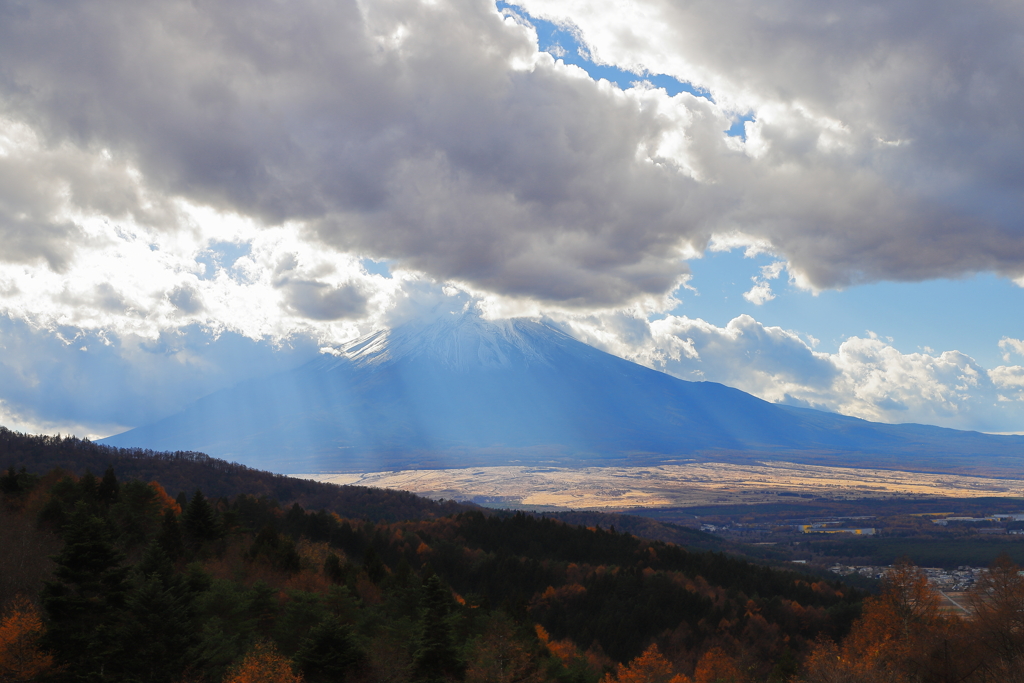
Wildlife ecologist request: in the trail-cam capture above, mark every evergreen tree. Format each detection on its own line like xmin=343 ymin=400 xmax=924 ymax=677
xmin=363 ymin=546 xmax=387 ymax=584
xmin=283 ymin=502 xmax=307 ymax=537
xmin=295 ymin=615 xmax=366 ymax=683
xmin=246 ymin=525 xmax=301 ymax=574
xmin=0 ymin=466 xmax=19 ymax=495
xmin=41 ymin=504 xmax=131 ymax=681
xmin=324 ymin=553 xmax=347 ymax=584
xmin=118 ymin=542 xmax=200 ymax=683
xmin=157 ymin=508 xmax=185 ymax=560
xmin=411 ymin=575 xmax=465 ymax=683
xmin=182 ymin=489 xmax=222 ymax=549
xmin=0 ymin=466 xmax=38 ymax=495
xmin=77 ymin=471 xmax=99 ymax=510
xmin=96 ymin=466 xmax=119 ymax=508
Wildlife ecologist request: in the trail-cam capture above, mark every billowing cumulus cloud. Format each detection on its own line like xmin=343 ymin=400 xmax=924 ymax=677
xmin=0 ymin=0 xmax=717 ymax=309
xmin=553 ymin=313 xmax=1024 ymax=432
xmin=515 ymin=0 xmax=1024 ymax=289
xmin=2 ymin=0 xmax=1024 ymax=309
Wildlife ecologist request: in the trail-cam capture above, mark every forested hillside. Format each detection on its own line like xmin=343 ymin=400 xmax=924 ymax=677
xmin=0 ymin=427 xmax=734 ymax=549
xmin=0 ymin=427 xmax=470 ymax=522
xmin=0 ymin=456 xmax=867 ymax=682
xmin=6 ymin=432 xmax=1024 ymax=682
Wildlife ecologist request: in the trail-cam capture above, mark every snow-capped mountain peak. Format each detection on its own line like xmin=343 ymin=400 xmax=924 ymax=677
xmin=328 ymin=310 xmax=576 ymax=371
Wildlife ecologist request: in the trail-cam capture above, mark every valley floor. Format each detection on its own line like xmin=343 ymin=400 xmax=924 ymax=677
xmin=295 ymin=460 xmax=1024 ymax=510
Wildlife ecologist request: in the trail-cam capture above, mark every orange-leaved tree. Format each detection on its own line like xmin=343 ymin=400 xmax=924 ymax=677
xmin=966 ymin=553 xmax=1024 ymax=678
xmin=0 ymin=595 xmax=56 ymax=682
xmin=601 ymin=643 xmax=690 ymax=683
xmin=802 ymin=558 xmax=953 ymax=683
xmin=692 ymin=647 xmax=746 ymax=683
xmin=466 ymin=614 xmax=541 ymax=683
xmin=223 ymin=640 xmax=303 ymax=683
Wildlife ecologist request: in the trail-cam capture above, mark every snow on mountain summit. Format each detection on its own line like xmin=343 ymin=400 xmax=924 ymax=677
xmin=328 ymin=310 xmax=579 ymax=371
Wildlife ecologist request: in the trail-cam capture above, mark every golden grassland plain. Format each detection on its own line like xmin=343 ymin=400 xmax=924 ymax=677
xmin=295 ymin=461 xmax=1024 ymax=510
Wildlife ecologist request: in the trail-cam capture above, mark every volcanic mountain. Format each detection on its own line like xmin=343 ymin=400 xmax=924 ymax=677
xmin=102 ymin=311 xmax=1024 ymax=474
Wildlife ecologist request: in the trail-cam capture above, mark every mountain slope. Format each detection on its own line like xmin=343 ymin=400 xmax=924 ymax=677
xmin=101 ymin=312 xmax=1024 ymax=473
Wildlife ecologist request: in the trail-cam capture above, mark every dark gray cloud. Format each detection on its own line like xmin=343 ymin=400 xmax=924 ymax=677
xmin=279 ymin=280 xmax=368 ymax=321
xmin=168 ymin=285 xmax=204 ymax=314
xmin=4 ymin=0 xmax=1022 ymax=302
xmin=0 ymin=0 xmax=707 ymax=307
xmin=519 ymin=0 xmax=1024 ymax=289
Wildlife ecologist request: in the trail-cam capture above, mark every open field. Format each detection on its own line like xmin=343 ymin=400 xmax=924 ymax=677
xmin=296 ymin=460 xmax=1024 ymax=510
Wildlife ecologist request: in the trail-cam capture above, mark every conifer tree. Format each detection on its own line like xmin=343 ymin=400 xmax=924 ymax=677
xmin=323 ymin=554 xmax=348 ymax=585
xmin=0 ymin=466 xmax=37 ymax=496
xmin=77 ymin=471 xmax=99 ymax=510
xmin=119 ymin=542 xmax=200 ymax=683
xmin=96 ymin=467 xmax=119 ymax=508
xmin=0 ymin=466 xmax=20 ymax=495
xmin=158 ymin=508 xmax=185 ymax=560
xmin=411 ymin=575 xmax=464 ymax=683
xmin=182 ymin=490 xmax=222 ymax=549
xmin=41 ymin=504 xmax=130 ymax=680
xmin=247 ymin=526 xmax=301 ymax=574
xmin=294 ymin=615 xmax=366 ymax=683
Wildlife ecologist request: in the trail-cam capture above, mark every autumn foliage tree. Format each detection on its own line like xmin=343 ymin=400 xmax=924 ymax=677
xmin=601 ymin=643 xmax=689 ymax=683
xmin=223 ymin=641 xmax=303 ymax=683
xmin=0 ymin=595 xmax=55 ymax=682
xmin=466 ymin=614 xmax=541 ymax=683
xmin=802 ymin=559 xmax=955 ymax=683
xmin=692 ymin=648 xmax=746 ymax=683
xmin=965 ymin=553 xmax=1024 ymax=680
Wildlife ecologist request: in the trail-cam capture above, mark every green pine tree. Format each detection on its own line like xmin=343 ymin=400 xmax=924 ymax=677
xmin=158 ymin=507 xmax=186 ymax=560
xmin=41 ymin=504 xmax=131 ymax=681
xmin=182 ymin=489 xmax=222 ymax=550
xmin=411 ymin=575 xmax=465 ymax=683
xmin=295 ymin=614 xmax=366 ymax=683
xmin=118 ymin=542 xmax=200 ymax=683
xmin=97 ymin=466 xmax=119 ymax=508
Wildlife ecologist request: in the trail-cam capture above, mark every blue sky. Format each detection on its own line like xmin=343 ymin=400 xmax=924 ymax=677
xmin=677 ymin=250 xmax=1024 ymax=370
xmin=1 ymin=0 xmax=1024 ymax=438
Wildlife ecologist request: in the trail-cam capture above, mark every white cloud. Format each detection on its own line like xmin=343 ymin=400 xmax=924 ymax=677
xmin=742 ymin=260 xmax=786 ymax=304
xmin=999 ymin=337 xmax=1024 ymax=362
xmin=512 ymin=0 xmax=1024 ymax=289
xmin=742 ymin=281 xmax=775 ymax=305
xmin=0 ymin=0 xmax=1021 ymax=317
xmin=0 ymin=0 xmax=726 ymax=311
xmin=549 ymin=311 xmax=1024 ymax=432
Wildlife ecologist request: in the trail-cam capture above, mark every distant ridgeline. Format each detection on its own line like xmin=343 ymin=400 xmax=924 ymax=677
xmin=0 ymin=426 xmax=727 ymax=548
xmin=0 ymin=430 xmax=867 ymax=683
xmin=0 ymin=426 xmax=466 ymax=522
